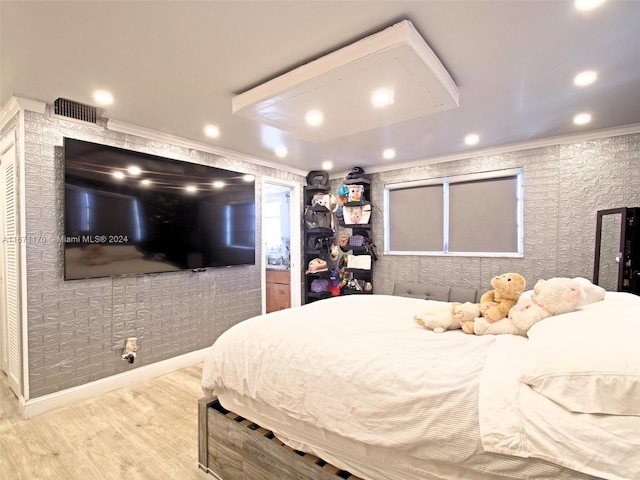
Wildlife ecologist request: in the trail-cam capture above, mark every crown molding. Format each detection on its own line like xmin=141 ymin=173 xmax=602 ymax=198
xmin=0 ymin=96 xmax=47 ymax=130
xmin=359 ymin=123 xmax=640 ymax=177
xmin=107 ymin=119 xmax=307 ymax=177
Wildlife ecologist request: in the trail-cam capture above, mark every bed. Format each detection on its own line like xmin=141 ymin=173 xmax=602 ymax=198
xmin=199 ymin=285 xmax=640 ymax=480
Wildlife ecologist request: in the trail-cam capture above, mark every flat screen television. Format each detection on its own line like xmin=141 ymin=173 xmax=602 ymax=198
xmin=63 ymin=138 xmax=256 ymax=280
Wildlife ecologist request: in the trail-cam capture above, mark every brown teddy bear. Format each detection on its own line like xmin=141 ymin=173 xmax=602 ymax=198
xmin=461 ymin=272 xmax=526 ymax=334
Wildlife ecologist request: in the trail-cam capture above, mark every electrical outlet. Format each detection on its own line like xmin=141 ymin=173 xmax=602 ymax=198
xmin=125 ymin=337 xmax=137 ymax=352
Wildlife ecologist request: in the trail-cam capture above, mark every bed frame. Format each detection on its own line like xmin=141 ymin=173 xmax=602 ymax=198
xmin=198 ymin=396 xmax=364 ymax=480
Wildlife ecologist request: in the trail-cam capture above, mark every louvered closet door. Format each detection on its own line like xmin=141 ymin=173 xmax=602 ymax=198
xmin=1 ymin=137 xmax=22 ymax=397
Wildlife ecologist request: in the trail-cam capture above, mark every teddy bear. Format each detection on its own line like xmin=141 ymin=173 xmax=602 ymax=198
xmin=415 ymin=301 xmax=481 ymax=333
xmin=473 ymin=277 xmax=585 ymax=336
xmin=461 ymin=272 xmax=526 ymax=334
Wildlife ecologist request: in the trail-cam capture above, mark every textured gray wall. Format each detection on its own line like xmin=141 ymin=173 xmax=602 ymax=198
xmin=13 ymin=108 xmax=640 ymax=398
xmin=360 ymin=134 xmax=640 ymax=295
xmin=22 ymin=110 xmax=303 ymax=398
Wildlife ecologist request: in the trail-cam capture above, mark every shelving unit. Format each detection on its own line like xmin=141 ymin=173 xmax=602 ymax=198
xmin=303 ymin=184 xmax=334 ymax=304
xmin=339 ymin=177 xmax=374 ymax=295
xmin=302 ymin=173 xmax=375 ymax=303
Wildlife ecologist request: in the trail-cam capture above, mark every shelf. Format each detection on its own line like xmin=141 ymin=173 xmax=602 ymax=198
xmin=308 ymin=205 xmax=331 ymax=212
xmin=340 ymin=246 xmax=368 ymax=253
xmin=342 ymin=222 xmax=371 ymax=229
xmin=305 ymin=271 xmax=330 ymax=277
xmin=306 ymin=227 xmax=334 ymax=234
xmin=343 ymin=178 xmax=371 ymax=186
xmin=305 ymin=185 xmax=330 ymax=193
xmin=307 ymin=291 xmax=332 ymax=299
xmin=342 ymin=288 xmax=373 ymax=295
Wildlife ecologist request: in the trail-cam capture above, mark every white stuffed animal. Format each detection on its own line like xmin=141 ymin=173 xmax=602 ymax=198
xmin=473 ymin=277 xmax=585 ymax=336
xmin=415 ymin=301 xmax=481 ymax=333
xmin=572 ymin=276 xmax=606 ymax=306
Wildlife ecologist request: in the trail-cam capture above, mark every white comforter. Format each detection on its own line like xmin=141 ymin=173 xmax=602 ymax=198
xmin=202 ymin=294 xmax=635 ymax=480
xmin=204 ymin=295 xmax=494 ymax=454
xmin=480 ymin=292 xmax=640 ymax=480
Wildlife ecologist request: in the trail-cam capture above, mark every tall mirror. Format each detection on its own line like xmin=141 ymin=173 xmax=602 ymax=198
xmin=594 ymin=210 xmax=623 ymax=291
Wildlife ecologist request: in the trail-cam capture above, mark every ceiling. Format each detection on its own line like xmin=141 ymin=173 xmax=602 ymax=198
xmin=2 ymin=1 xmax=640 ymax=175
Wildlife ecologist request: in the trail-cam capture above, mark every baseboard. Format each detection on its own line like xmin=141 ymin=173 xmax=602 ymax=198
xmin=21 ymin=347 xmax=211 ymax=419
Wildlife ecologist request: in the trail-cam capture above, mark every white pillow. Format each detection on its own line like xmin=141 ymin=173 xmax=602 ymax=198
xmin=522 ymin=295 xmax=640 ymax=416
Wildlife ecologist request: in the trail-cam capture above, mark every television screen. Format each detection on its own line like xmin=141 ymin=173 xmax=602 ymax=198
xmin=63 ymin=138 xmax=256 ymax=280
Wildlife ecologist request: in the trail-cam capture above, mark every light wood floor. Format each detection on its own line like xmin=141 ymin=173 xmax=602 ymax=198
xmin=0 ymin=364 xmax=212 ymax=480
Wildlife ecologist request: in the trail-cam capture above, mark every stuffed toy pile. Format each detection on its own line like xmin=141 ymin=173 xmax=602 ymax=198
xmin=414 ymin=274 xmax=601 ymax=337
xmin=461 ymin=272 xmax=526 ymax=334
xmin=415 ymin=302 xmax=480 ymax=333
xmin=473 ymin=277 xmax=586 ymax=336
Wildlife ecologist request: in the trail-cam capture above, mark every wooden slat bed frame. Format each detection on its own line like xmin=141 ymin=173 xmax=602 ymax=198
xmin=198 ymin=396 xmax=364 ymax=480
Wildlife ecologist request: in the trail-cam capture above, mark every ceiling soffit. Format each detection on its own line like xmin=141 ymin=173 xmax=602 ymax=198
xmin=232 ymin=20 xmax=459 ymax=142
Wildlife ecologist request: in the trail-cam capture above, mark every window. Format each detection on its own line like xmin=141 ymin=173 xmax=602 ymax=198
xmin=263 ymin=200 xmax=282 ymax=249
xmin=384 ymin=168 xmax=523 ymax=256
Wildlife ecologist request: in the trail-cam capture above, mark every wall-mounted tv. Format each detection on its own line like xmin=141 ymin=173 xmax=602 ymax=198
xmin=63 ymin=138 xmax=256 ymax=280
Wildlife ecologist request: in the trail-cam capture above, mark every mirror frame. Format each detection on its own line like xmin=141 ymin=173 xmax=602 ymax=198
xmin=593 ymin=207 xmax=628 ymax=291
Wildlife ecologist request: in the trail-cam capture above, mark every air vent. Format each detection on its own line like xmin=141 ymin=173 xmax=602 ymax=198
xmin=53 ymin=98 xmax=97 ymax=124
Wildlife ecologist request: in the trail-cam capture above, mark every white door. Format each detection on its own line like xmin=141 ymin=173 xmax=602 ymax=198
xmin=0 ymin=134 xmax=22 ymax=397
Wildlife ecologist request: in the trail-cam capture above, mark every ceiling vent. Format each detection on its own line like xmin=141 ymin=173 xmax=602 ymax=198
xmin=53 ymin=98 xmax=98 ymax=124
xmin=232 ymin=20 xmax=459 ymax=142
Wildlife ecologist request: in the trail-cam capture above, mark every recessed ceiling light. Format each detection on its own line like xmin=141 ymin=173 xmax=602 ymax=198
xmin=93 ymin=90 xmax=114 ymax=106
xmin=212 ymin=180 xmax=225 ymax=189
xmin=112 ymin=171 xmax=125 ymax=180
xmin=574 ymin=70 xmax=597 ymax=86
xmin=275 ymin=145 xmax=288 ymax=158
xmin=464 ymin=134 xmax=480 ymax=145
xmin=574 ymin=113 xmax=592 ymax=125
xmin=575 ymin=0 xmax=605 ymax=11
xmin=185 ymin=185 xmax=198 ymax=193
xmin=371 ymin=88 xmax=394 ymax=108
xmin=243 ymin=174 xmax=255 ymax=182
xmin=204 ymin=125 xmax=220 ymax=138
xmin=140 ymin=179 xmax=152 ymax=187
xmin=383 ymin=148 xmax=396 ymax=160
xmin=305 ymin=110 xmax=324 ymax=127
xmin=321 ymin=160 xmax=333 ymax=170
xmin=127 ymin=165 xmax=142 ymax=176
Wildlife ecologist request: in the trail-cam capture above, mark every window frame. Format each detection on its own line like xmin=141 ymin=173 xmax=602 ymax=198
xmin=383 ymin=168 xmax=524 ymax=257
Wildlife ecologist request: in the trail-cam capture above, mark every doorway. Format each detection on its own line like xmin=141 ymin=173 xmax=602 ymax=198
xmin=262 ymin=178 xmax=301 ymax=313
